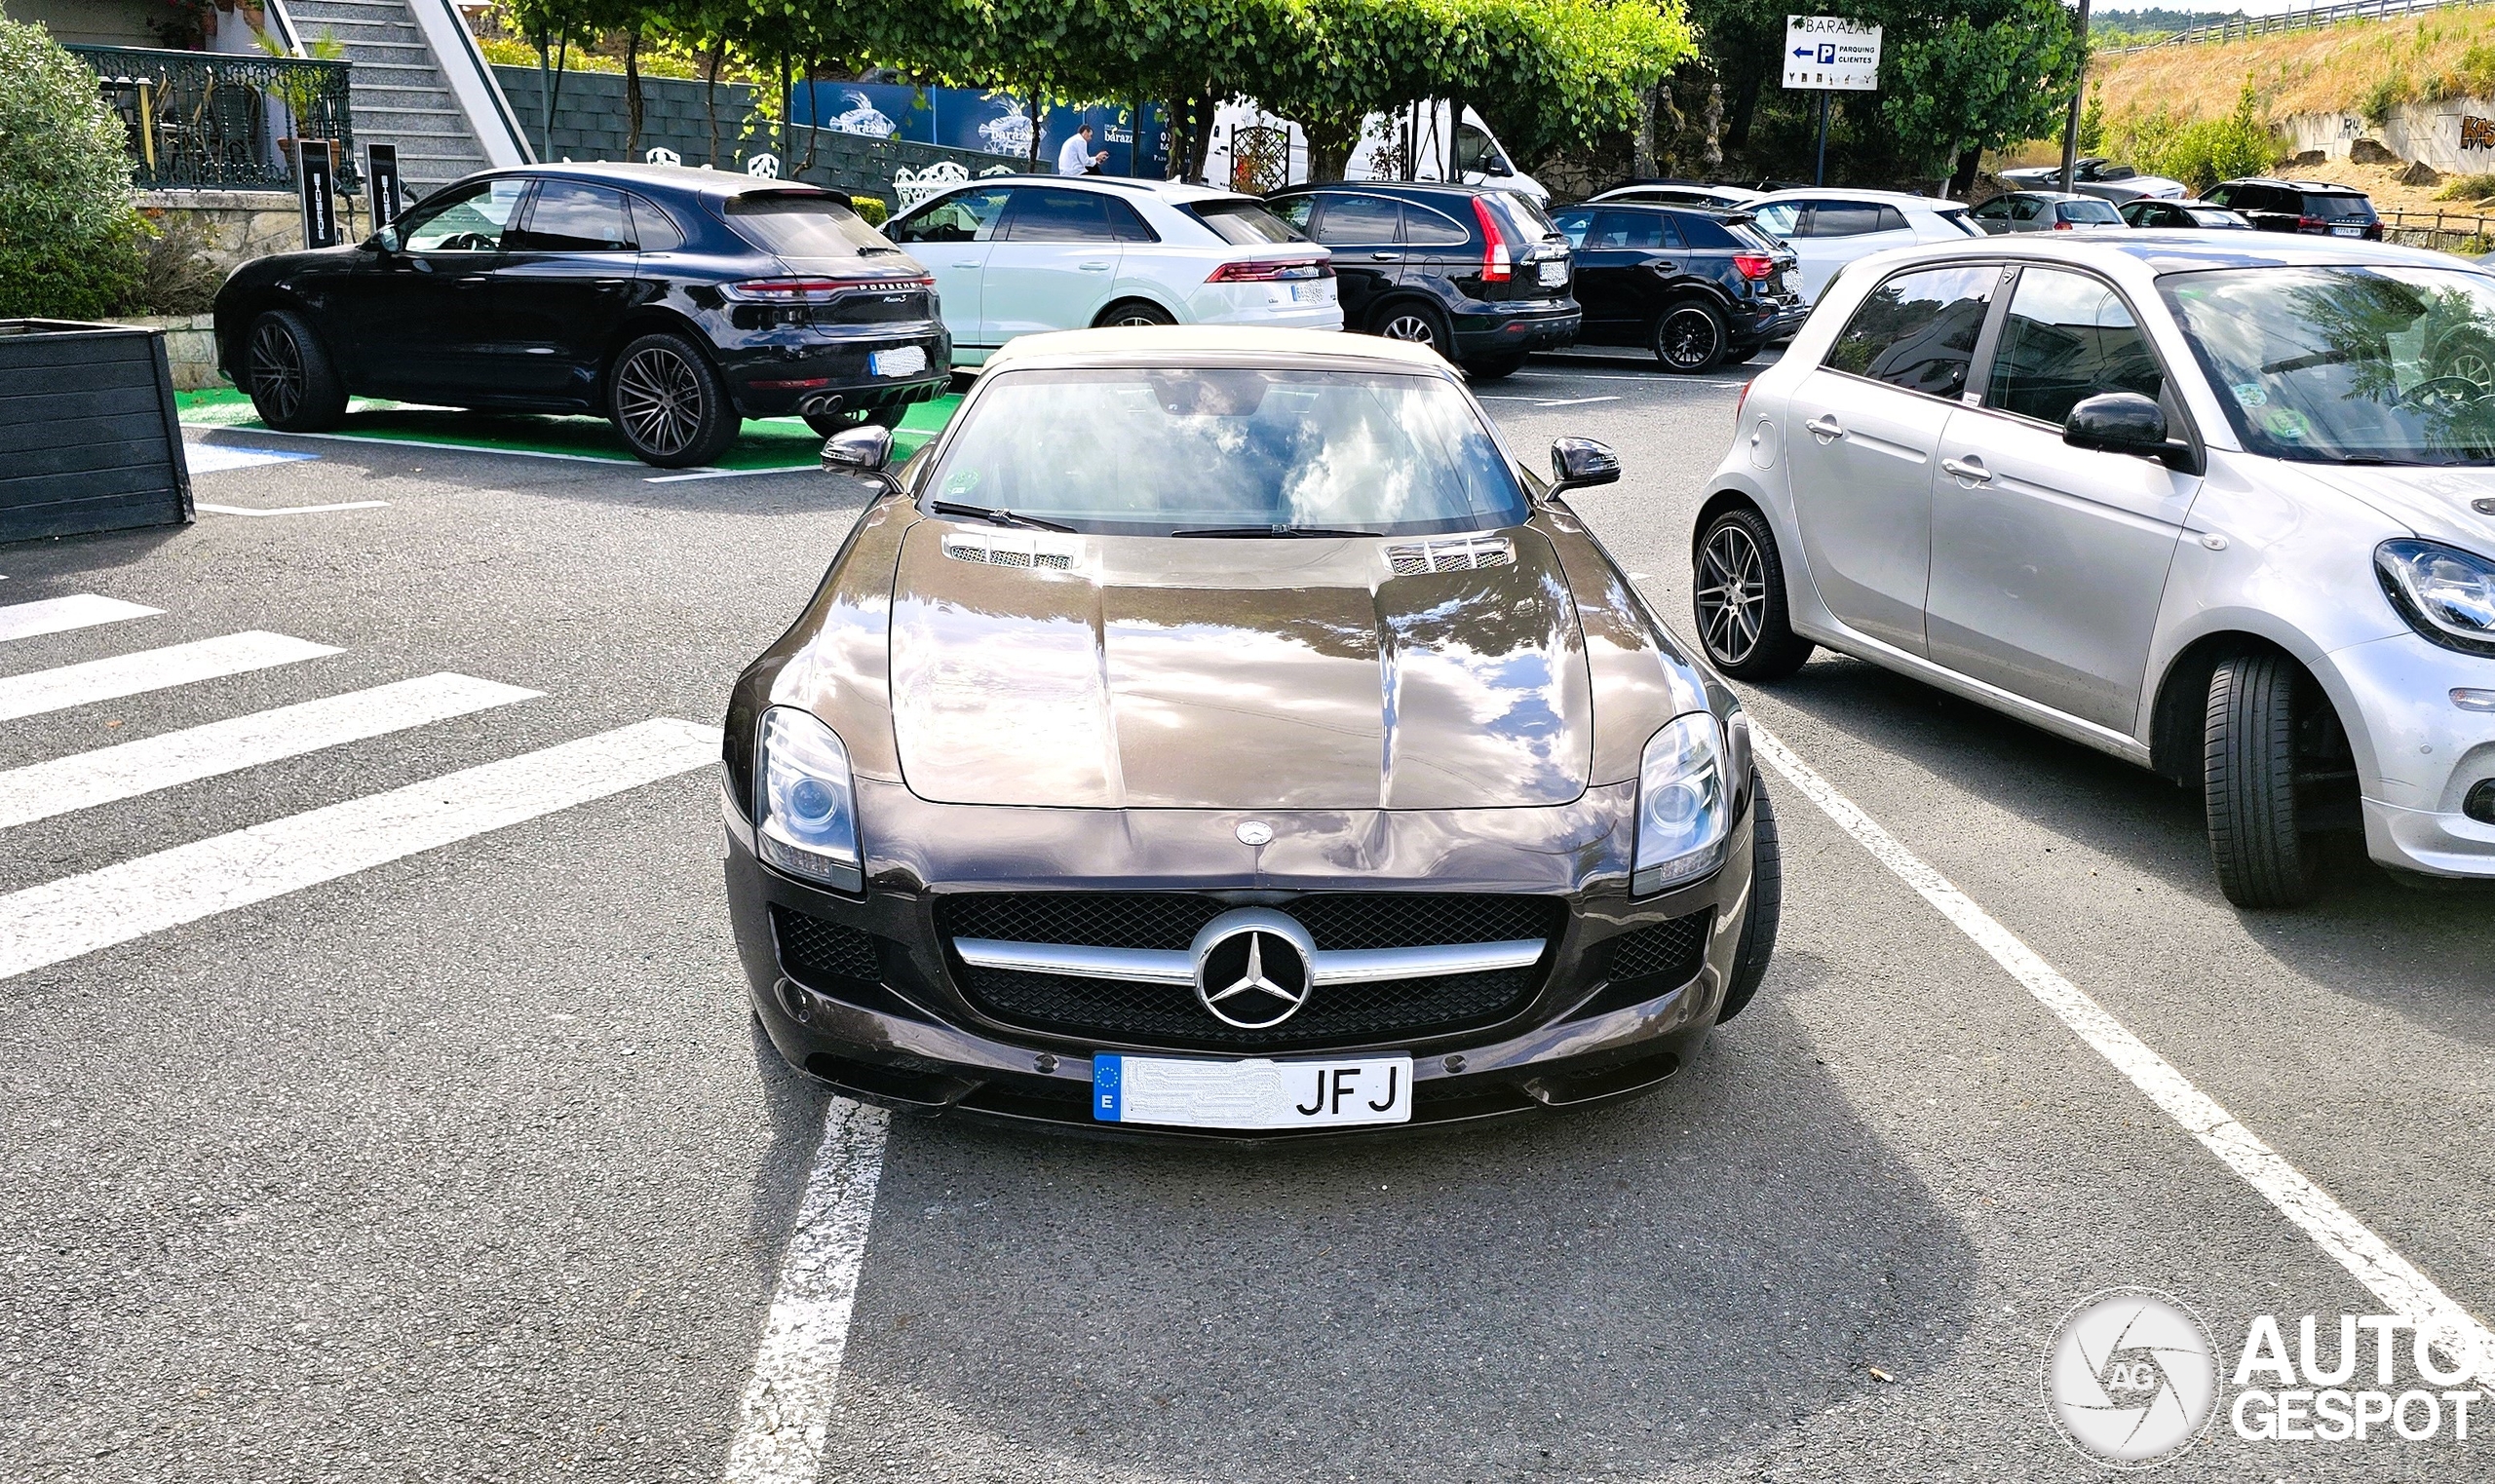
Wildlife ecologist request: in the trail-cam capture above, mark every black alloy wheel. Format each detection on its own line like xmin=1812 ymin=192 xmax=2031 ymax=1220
xmin=1375 ymin=301 xmax=1452 ymax=355
xmin=610 ymin=332 xmax=739 ymax=468
xmin=1693 ymin=506 xmax=1813 ymax=679
xmin=244 ymin=309 xmax=346 ymax=432
xmin=1656 ymin=300 xmax=1727 ymax=374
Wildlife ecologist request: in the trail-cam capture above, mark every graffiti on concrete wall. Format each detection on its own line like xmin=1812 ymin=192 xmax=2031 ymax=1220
xmin=2463 ymin=114 xmax=2495 ymax=150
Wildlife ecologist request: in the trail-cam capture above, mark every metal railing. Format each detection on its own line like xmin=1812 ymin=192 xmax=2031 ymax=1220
xmin=2380 ymin=207 xmax=2495 ymax=252
xmin=2105 ymin=0 xmax=2487 ymax=52
xmin=67 ymin=44 xmax=357 ymax=192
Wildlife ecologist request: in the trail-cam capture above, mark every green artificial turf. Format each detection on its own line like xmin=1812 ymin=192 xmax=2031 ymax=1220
xmin=175 ymin=386 xmax=957 ymax=470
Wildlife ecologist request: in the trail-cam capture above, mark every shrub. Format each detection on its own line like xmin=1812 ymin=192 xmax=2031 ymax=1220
xmin=850 ymin=194 xmax=888 ymax=227
xmin=0 ymin=17 xmax=145 ymax=319
xmin=132 ymin=209 xmax=224 ymax=316
xmin=2102 ymin=81 xmax=2285 ymax=193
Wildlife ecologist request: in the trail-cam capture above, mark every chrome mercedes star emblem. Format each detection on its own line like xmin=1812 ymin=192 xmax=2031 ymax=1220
xmin=1235 ymin=820 xmax=1273 ymax=847
xmin=1190 ymin=907 xmax=1315 ymax=1030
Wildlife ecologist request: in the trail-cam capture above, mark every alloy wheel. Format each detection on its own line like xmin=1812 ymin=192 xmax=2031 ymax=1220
xmin=1111 ymin=310 xmax=1167 ymax=326
xmin=249 ymin=321 xmax=305 ymax=422
xmin=1660 ymin=306 xmax=1721 ymax=371
xmin=1380 ymin=314 xmax=1439 ymax=347
xmin=615 ymin=345 xmax=705 ymax=457
xmin=1696 ymin=522 xmax=1768 ymax=665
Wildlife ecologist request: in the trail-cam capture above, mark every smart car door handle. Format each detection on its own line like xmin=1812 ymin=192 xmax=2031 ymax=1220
xmin=1803 ymin=415 xmax=1844 ymax=440
xmin=1941 ymin=456 xmax=1992 ymax=483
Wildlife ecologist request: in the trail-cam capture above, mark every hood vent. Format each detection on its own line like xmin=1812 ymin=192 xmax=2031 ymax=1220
xmin=1384 ymin=534 xmax=1515 ymax=576
xmin=940 ymin=532 xmax=1077 ymax=571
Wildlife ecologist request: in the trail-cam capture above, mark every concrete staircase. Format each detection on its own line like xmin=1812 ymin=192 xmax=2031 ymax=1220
xmin=276 ymin=0 xmax=529 ymax=195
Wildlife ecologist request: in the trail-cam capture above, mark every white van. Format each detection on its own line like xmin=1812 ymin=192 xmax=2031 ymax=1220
xmin=1200 ymin=101 xmax=1553 ymax=205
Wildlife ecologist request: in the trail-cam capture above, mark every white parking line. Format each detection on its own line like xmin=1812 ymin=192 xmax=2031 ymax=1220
xmin=645 ymin=466 xmax=818 ymax=484
xmin=1533 ymin=395 xmax=1623 ymax=407
xmin=0 ymin=594 xmax=161 ymax=646
xmin=723 ymin=1098 xmax=893 ymax=1484
xmin=197 ymin=500 xmax=391 ymax=516
xmin=0 ymin=632 xmax=338 ymax=725
xmin=177 ymin=425 xmax=644 ymax=466
xmin=0 ymin=672 xmax=540 ymax=831
xmin=0 ymin=717 xmax=716 ymax=982
xmin=1750 ymin=723 xmax=2495 ymax=1376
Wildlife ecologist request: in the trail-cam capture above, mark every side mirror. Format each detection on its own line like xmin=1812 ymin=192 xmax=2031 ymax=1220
xmin=1486 ymin=155 xmax=1515 ymax=177
xmin=1549 ymin=437 xmax=1620 ymax=493
xmin=821 ymin=424 xmax=897 ymax=490
xmin=2064 ymin=392 xmax=2167 ymax=455
xmin=364 ymin=225 xmax=400 ymax=253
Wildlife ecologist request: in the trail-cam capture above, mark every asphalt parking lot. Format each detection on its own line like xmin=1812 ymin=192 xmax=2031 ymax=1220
xmin=2 ymin=350 xmax=2489 ymax=1482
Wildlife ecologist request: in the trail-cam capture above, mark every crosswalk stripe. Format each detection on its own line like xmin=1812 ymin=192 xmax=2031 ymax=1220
xmin=0 ymin=632 xmax=338 ymax=725
xmin=0 ymin=717 xmax=718 ymax=982
xmin=0 ymin=594 xmax=162 ymax=646
xmin=0 ymin=672 xmax=543 ymax=831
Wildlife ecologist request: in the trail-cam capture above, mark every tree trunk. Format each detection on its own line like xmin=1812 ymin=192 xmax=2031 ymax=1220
xmin=1726 ymin=68 xmax=1760 ymax=153
xmin=624 ymin=26 xmax=643 ymax=157
xmin=705 ymin=46 xmax=721 ymax=169
xmin=1026 ymin=94 xmax=1042 ymax=171
xmin=799 ymin=59 xmax=820 ymax=171
xmin=1305 ymin=118 xmax=1358 ymax=183
xmin=1949 ymin=145 xmax=1983 ymax=199
xmin=1632 ymin=86 xmax=1657 ymax=178
xmin=778 ymin=56 xmax=791 ymax=165
xmin=547 ymin=23 xmax=570 ymax=156
xmin=1700 ymin=81 xmax=1725 ymax=174
xmin=533 ymin=26 xmax=552 ymax=157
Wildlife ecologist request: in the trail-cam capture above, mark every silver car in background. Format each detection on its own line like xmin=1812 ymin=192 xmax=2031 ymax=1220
xmin=1742 ymin=188 xmax=1984 ymax=304
xmin=2000 ymin=157 xmax=2189 ymax=204
xmin=1692 ymin=234 xmax=2495 ymax=906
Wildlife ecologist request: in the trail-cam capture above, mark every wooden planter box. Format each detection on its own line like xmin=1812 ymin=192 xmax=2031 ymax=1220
xmin=1 ymin=320 xmax=194 ymax=544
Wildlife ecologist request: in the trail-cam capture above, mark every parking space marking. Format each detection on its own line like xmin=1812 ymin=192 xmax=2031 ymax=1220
xmin=183 ymin=444 xmax=321 ymax=475
xmin=723 ymin=1097 xmax=893 ymax=1484
xmin=0 ymin=632 xmax=339 ymax=725
xmin=0 ymin=594 xmax=162 ymax=646
xmin=1532 ymin=395 xmax=1623 ymax=408
xmin=197 ymin=500 xmax=392 ymax=517
xmin=179 ymin=426 xmax=646 ymax=466
xmin=0 ymin=672 xmax=540 ymax=831
xmin=0 ymin=717 xmax=716 ymax=982
xmin=1751 ymin=722 xmax=2495 ymax=1377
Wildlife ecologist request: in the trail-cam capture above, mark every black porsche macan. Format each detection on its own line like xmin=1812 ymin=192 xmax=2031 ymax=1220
xmin=211 ymin=163 xmax=951 ymax=467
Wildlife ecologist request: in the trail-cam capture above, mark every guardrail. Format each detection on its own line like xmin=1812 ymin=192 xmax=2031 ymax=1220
xmin=67 ymin=43 xmax=356 ymax=192
xmin=2380 ymin=207 xmax=2495 ymax=251
xmin=2104 ymin=0 xmax=2486 ymax=52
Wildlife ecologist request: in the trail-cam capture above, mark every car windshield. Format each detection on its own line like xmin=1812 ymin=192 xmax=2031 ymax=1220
xmin=1187 ymin=200 xmax=1306 ymax=244
xmin=723 ymin=192 xmax=894 ymax=256
xmin=925 ymin=367 xmax=1529 ymax=535
xmin=2163 ymin=264 xmax=2495 ymax=464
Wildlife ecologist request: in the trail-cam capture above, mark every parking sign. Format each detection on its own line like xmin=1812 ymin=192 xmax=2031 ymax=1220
xmin=1783 ymin=16 xmax=1882 ymax=91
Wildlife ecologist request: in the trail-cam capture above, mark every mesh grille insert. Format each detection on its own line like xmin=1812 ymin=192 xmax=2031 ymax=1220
xmin=773 ymin=906 xmax=882 ymax=984
xmin=956 ymin=963 xmax=1538 ymax=1051
xmin=940 ymin=892 xmax=1559 ymax=952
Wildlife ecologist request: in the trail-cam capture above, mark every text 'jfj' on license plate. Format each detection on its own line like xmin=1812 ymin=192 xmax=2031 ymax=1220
xmin=870 ymin=345 xmax=927 ymax=378
xmin=1093 ymin=1053 xmax=1413 ymax=1130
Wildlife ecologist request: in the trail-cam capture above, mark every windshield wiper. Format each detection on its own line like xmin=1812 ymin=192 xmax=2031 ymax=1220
xmin=1171 ymin=524 xmax=1372 ymax=538
xmin=930 ymin=500 xmax=1074 ymax=532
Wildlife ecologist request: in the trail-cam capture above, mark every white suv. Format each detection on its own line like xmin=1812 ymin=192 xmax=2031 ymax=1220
xmin=884 ymin=176 xmax=1343 ymax=365
xmin=1692 ymin=232 xmax=2495 ymax=905
xmin=1744 ymin=188 xmax=1983 ymax=304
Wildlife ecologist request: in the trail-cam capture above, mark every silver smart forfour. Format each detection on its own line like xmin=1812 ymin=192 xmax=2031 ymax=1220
xmin=1694 ymin=233 xmax=2495 ymax=907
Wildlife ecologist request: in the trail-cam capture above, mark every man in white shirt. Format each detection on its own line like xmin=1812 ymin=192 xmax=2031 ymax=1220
xmin=1056 ymin=125 xmax=1108 ymax=176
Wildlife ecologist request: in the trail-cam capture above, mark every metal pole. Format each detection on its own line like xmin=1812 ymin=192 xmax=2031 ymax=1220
xmin=2059 ymin=0 xmax=2093 ymax=192
xmin=1815 ymin=89 xmax=1829 ymax=185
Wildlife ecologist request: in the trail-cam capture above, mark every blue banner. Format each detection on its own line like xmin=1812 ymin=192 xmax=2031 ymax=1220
xmin=792 ymin=83 xmax=1169 ymax=177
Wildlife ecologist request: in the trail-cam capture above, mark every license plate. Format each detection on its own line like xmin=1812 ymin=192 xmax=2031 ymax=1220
xmin=870 ymin=345 xmax=927 ymax=378
xmin=1287 ymin=280 xmax=1334 ymax=304
xmin=1537 ymin=259 xmax=1569 ymax=286
xmin=2330 ymin=224 xmax=2361 ymax=237
xmin=1093 ymin=1052 xmax=1412 ymax=1130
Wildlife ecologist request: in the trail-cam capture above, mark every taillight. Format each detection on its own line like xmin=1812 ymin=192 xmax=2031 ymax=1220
xmin=1472 ymin=197 xmax=1512 ymax=283
xmin=1735 ymin=380 xmax=1750 ymax=425
xmin=2297 ymin=215 xmax=2325 ymax=233
xmin=1206 ymin=257 xmax=1331 ymax=283
xmin=720 ymin=276 xmax=931 ymax=302
xmin=1732 ymin=252 xmax=1774 ymax=281
xmin=2052 ymin=220 xmax=2072 ymax=231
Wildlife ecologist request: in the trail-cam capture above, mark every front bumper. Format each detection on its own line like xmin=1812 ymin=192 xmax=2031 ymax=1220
xmin=723 ymin=785 xmax=1757 ymax=1142
xmin=1451 ymin=301 xmax=1581 ymax=359
xmin=2327 ymin=631 xmax=2495 ymax=878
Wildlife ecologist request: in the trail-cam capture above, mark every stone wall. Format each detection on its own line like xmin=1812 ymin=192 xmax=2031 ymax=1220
xmin=98 ymin=314 xmax=220 ymax=390
xmin=2281 ymin=100 xmax=2495 ymax=176
xmin=491 ymin=67 xmax=1013 ymax=209
xmin=135 ymin=188 xmax=320 ymax=278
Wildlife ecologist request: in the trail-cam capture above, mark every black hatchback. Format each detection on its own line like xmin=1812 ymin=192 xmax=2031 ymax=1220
xmin=1545 ymin=203 xmax=1801 ymax=373
xmin=1263 ymin=183 xmax=1578 ymax=380
xmin=211 ymin=163 xmax=951 ymax=467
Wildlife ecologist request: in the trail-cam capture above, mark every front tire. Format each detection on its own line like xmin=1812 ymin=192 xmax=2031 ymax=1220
xmin=609 ymin=332 xmax=739 ymax=468
xmin=1693 ymin=505 xmax=1814 ymax=679
xmin=2204 ymin=652 xmax=2320 ymax=908
xmin=1655 ymin=300 xmax=1727 ymax=374
xmin=1717 ymin=779 xmax=1781 ymax=1023
xmin=244 ymin=309 xmax=347 ymax=431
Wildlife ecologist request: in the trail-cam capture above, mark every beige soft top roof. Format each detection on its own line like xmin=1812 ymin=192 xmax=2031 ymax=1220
xmin=979 ymin=325 xmax=1450 ymax=374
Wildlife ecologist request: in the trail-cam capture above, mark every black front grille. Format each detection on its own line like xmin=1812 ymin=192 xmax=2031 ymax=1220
xmin=774 ymin=906 xmax=881 ymax=983
xmin=955 ymin=963 xmax=1539 ymax=1052
xmin=940 ymin=892 xmax=1563 ymax=1051
xmin=939 ymin=892 xmax=1559 ymax=951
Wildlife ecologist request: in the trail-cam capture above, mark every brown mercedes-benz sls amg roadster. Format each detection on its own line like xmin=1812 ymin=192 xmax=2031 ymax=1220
xmin=721 ymin=326 xmax=1776 ymax=1139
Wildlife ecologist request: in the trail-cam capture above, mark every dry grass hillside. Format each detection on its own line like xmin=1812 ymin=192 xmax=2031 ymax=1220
xmin=2087 ymin=10 xmax=2495 ymax=125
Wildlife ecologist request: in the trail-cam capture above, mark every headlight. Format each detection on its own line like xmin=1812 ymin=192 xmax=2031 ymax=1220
xmin=755 ymin=705 xmax=862 ymax=891
xmin=1634 ymin=712 xmax=1731 ymax=894
xmin=2376 ymin=540 xmax=2495 ymax=656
